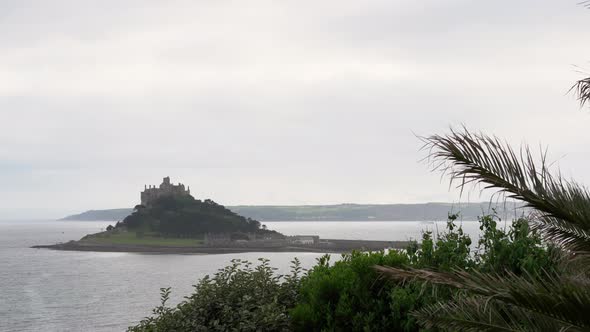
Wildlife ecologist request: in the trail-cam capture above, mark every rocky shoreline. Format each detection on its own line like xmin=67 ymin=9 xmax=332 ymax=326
xmin=32 ymin=239 xmax=412 ymax=254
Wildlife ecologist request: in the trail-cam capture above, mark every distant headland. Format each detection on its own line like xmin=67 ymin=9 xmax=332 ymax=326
xmin=61 ymin=202 xmax=524 ymax=222
xmin=40 ymin=177 xmax=410 ymax=254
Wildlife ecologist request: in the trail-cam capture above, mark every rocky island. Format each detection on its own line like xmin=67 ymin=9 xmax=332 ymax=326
xmin=35 ymin=177 xmax=410 ymax=254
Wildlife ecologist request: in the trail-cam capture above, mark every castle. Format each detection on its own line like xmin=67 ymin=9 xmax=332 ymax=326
xmin=140 ymin=177 xmax=191 ymax=206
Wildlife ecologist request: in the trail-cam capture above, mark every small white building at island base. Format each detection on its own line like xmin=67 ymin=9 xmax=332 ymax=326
xmin=289 ymin=235 xmax=320 ymax=245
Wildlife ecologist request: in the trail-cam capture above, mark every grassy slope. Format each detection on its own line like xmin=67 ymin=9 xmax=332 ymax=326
xmin=81 ymin=231 xmax=204 ymax=247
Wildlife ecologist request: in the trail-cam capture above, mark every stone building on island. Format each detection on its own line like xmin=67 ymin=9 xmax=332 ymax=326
xmin=140 ymin=177 xmax=191 ymax=206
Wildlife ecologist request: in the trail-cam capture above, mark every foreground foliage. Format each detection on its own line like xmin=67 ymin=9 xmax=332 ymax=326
xmin=129 ymin=212 xmax=556 ymax=332
xmin=129 ymin=258 xmax=302 ymax=332
xmin=377 ymin=128 xmax=590 ymax=331
xmin=292 ymin=214 xmax=556 ymax=332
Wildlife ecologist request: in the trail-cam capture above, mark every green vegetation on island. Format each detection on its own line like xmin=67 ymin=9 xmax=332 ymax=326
xmin=80 ymin=195 xmax=283 ymax=247
xmin=44 ymin=184 xmax=410 ymax=253
xmin=120 ymin=196 xmax=279 ymax=237
xmin=82 ymin=231 xmax=205 ymax=247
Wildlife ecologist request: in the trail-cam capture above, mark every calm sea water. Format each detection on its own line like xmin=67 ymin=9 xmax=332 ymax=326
xmin=1 ymin=220 xmax=484 ymax=332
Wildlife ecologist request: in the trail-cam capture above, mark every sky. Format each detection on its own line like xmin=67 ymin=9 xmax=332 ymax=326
xmin=1 ymin=0 xmax=590 ymax=219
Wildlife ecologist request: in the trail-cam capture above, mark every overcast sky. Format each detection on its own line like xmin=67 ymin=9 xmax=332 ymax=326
xmin=1 ymin=0 xmax=590 ymax=218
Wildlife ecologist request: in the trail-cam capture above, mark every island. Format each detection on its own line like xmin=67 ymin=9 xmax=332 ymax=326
xmin=37 ymin=177 xmax=410 ymax=254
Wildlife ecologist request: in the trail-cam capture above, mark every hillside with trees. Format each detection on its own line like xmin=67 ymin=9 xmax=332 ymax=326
xmin=114 ymin=195 xmax=282 ymax=239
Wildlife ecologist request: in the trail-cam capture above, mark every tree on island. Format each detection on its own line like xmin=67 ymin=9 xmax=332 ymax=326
xmin=115 ymin=195 xmax=282 ymax=239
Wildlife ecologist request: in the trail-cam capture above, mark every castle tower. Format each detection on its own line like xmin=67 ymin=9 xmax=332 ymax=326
xmin=140 ymin=177 xmax=192 ymax=206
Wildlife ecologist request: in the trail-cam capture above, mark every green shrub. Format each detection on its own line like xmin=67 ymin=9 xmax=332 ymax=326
xmin=290 ymin=214 xmax=558 ymax=332
xmin=128 ymin=258 xmax=303 ymax=332
xmin=474 ymin=215 xmax=558 ymax=275
xmin=129 ymin=214 xmax=558 ymax=331
xmin=290 ymin=215 xmax=467 ymax=332
xmin=409 ymin=214 xmax=473 ymax=271
xmin=291 ymin=251 xmax=425 ymax=332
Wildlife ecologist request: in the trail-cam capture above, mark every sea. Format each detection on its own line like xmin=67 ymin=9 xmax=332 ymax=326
xmin=0 ymin=219 xmax=486 ymax=332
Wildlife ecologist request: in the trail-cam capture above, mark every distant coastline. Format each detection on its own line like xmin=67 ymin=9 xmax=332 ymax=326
xmin=60 ymin=208 xmax=133 ymax=221
xmin=60 ymin=202 xmax=525 ymax=222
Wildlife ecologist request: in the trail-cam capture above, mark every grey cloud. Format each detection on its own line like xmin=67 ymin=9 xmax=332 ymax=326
xmin=0 ymin=0 xmax=589 ymax=217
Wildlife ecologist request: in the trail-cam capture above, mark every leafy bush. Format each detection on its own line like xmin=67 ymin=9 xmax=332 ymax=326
xmin=290 ymin=251 xmax=421 ymax=331
xmin=408 ymin=214 xmax=473 ymax=271
xmin=473 ymin=215 xmax=558 ymax=275
xmin=129 ymin=258 xmax=303 ymax=332
xmin=129 ymin=214 xmax=557 ymax=331
xmin=291 ymin=214 xmax=558 ymax=332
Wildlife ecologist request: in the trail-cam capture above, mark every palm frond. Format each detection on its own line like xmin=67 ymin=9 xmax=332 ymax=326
xmin=375 ymin=266 xmax=590 ymax=329
xmin=413 ymin=295 xmax=573 ymax=332
xmin=533 ymin=216 xmax=590 ymax=253
xmin=374 ymin=266 xmax=466 ymax=288
xmin=571 ymin=76 xmax=590 ymax=108
xmin=422 ymin=128 xmax=590 ymax=236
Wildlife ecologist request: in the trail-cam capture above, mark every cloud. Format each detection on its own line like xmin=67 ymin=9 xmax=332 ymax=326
xmin=0 ymin=0 xmax=589 ymax=217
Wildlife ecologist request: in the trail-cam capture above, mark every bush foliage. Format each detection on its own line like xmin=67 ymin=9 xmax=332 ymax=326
xmin=129 ymin=258 xmax=303 ymax=332
xmin=129 ymin=213 xmax=557 ymax=332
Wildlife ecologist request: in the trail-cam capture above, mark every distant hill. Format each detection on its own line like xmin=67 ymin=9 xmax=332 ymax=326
xmin=60 ymin=209 xmax=133 ymax=221
xmin=61 ymin=202 xmax=525 ymax=222
xmin=230 ymin=202 xmax=524 ymax=221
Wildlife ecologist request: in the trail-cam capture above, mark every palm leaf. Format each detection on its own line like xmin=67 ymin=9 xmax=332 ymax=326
xmin=570 ymin=76 xmax=590 ymax=108
xmin=533 ymin=216 xmax=590 ymax=253
xmin=375 ymin=266 xmax=590 ymax=329
xmin=422 ymin=128 xmax=590 ymax=246
xmin=401 ymin=117 xmax=590 ymax=331
xmin=413 ymin=295 xmax=575 ymax=332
